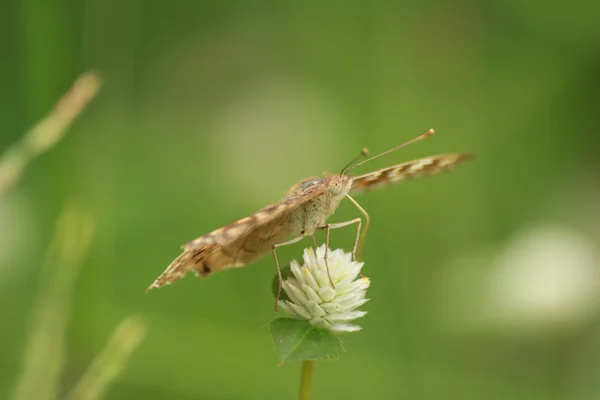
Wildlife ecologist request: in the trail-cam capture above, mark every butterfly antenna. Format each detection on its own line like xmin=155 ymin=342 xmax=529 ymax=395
xmin=341 ymin=148 xmax=370 ymax=175
xmin=346 ymin=128 xmax=435 ymax=173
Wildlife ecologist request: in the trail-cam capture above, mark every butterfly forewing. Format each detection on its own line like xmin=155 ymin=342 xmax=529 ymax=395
xmin=350 ymin=153 xmax=472 ymax=194
xmin=146 ymin=179 xmax=328 ymax=291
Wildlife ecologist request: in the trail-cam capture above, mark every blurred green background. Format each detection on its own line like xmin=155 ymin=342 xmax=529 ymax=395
xmin=2 ymin=1 xmax=600 ymax=399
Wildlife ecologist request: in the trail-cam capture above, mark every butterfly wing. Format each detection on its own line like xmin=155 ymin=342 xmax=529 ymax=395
xmin=146 ymin=180 xmax=328 ymax=291
xmin=350 ymin=153 xmax=472 ymax=195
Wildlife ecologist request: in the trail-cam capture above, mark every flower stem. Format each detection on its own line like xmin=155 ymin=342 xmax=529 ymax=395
xmin=298 ymin=360 xmax=315 ymax=400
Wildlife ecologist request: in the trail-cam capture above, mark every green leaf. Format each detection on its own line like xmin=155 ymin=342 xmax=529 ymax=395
xmin=270 ymin=318 xmax=343 ymax=364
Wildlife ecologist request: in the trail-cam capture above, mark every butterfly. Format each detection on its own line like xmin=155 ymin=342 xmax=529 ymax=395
xmin=146 ymin=129 xmax=472 ymax=305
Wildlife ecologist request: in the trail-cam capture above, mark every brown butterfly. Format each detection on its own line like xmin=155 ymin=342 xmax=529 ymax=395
xmin=146 ymin=129 xmax=471 ymax=305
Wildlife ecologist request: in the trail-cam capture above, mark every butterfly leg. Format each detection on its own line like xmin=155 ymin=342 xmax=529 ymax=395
xmin=317 ymin=217 xmax=362 ymax=288
xmin=345 ymin=194 xmax=370 ymax=262
xmin=272 ymin=235 xmax=306 ymax=311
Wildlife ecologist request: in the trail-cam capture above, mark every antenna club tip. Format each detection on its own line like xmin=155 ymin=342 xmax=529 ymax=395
xmin=428 ymin=128 xmax=435 ymax=135
xmin=362 ymin=148 xmax=370 ymax=156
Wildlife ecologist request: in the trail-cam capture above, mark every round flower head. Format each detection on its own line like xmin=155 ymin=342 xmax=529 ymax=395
xmin=278 ymin=245 xmax=370 ymax=333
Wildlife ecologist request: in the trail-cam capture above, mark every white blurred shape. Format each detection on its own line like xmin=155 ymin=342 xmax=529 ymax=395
xmin=210 ymin=76 xmax=346 ymax=203
xmin=488 ymin=225 xmax=600 ymax=328
xmin=434 ymin=224 xmax=600 ymax=335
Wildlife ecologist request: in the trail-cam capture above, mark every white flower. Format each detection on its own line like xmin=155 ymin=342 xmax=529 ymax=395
xmin=278 ymin=245 xmax=370 ymax=333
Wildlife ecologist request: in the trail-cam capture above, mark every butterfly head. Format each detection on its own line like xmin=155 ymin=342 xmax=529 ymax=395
xmin=325 ymin=174 xmax=353 ymax=196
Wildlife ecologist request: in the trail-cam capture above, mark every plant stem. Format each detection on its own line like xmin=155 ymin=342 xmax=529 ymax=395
xmin=299 ymin=360 xmax=315 ymax=400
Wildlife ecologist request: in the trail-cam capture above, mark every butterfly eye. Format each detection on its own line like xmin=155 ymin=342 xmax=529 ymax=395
xmin=329 ymin=180 xmax=346 ymax=195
